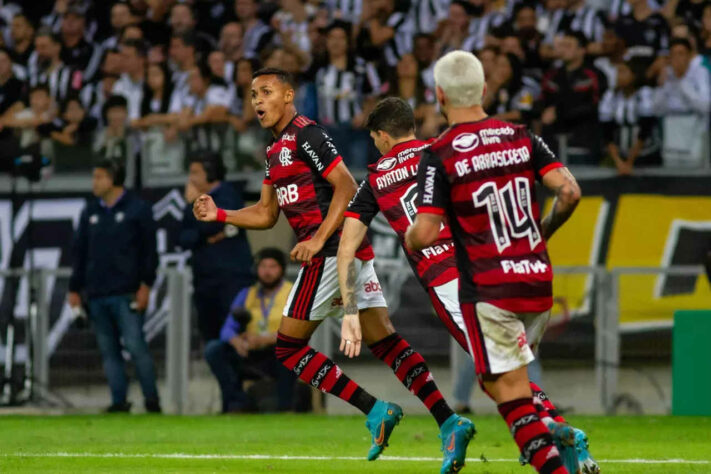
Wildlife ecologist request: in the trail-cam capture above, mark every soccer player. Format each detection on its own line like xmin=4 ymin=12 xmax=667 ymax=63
xmin=193 ymin=68 xmax=470 ymax=468
xmin=405 ymin=50 xmax=593 ymax=474
xmin=340 ymin=97 xmax=598 ymax=473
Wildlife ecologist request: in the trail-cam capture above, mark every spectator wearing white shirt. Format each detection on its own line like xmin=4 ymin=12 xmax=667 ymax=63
xmin=169 ymin=31 xmax=198 ymax=111
xmin=81 ymin=73 xmax=119 ymax=127
xmin=132 ymin=62 xmax=175 ymax=130
xmin=219 ymin=22 xmax=245 ymax=81
xmin=409 ymin=0 xmax=449 ymax=34
xmin=357 ymin=0 xmax=415 ymax=67
xmin=272 ymin=0 xmax=315 ymax=63
xmin=436 ymin=1 xmax=476 ymax=57
xmin=655 ymin=37 xmax=711 ymax=167
xmin=235 ymin=0 xmax=274 ymax=59
xmin=466 ymin=0 xmax=507 ymax=52
xmin=173 ymin=62 xmax=231 ymax=153
xmin=112 ymin=39 xmax=146 ymax=121
xmin=9 ymin=12 xmax=35 ymax=74
xmin=169 ymin=3 xmax=217 ymax=56
xmin=600 ymin=60 xmax=661 ymax=175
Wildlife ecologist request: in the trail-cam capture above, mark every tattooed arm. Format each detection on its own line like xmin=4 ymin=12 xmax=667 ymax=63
xmin=337 ymin=217 xmax=369 ymax=357
xmin=540 ymin=167 xmax=582 ymax=240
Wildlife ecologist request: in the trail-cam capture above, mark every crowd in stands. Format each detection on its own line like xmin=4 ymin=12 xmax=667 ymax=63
xmin=0 ymin=0 xmax=710 ymax=177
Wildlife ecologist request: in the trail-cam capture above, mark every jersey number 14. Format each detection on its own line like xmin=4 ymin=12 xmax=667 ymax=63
xmin=473 ymin=177 xmax=541 ymax=253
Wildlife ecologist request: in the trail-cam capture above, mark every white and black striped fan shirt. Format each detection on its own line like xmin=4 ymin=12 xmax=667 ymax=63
xmin=599 ymin=86 xmax=659 ymax=157
xmin=243 ymin=21 xmax=274 ymax=59
xmin=172 ymin=83 xmax=232 ymax=152
xmin=327 ymin=0 xmax=363 ymax=21
xmin=27 ymin=57 xmax=82 ymax=102
xmin=463 ymin=11 xmax=507 ymax=52
xmin=544 ymin=6 xmax=606 ymax=44
xmin=315 ymin=58 xmax=380 ymax=125
xmin=410 ymin=0 xmax=450 ymax=34
xmin=383 ymin=12 xmax=415 ymax=66
xmin=607 ymin=0 xmax=664 ymax=22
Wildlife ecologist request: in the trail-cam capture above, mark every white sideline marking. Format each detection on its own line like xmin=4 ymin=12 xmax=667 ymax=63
xmin=2 ymin=453 xmax=710 ymax=464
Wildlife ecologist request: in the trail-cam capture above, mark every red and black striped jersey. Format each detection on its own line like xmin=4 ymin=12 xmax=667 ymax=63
xmin=264 ymin=114 xmax=373 ymax=259
xmin=416 ymin=118 xmax=563 ymax=313
xmin=345 ymin=139 xmax=457 ymax=288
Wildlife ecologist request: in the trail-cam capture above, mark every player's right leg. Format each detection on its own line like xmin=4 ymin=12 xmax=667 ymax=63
xmin=461 ymin=302 xmax=571 ymax=474
xmin=274 ymin=256 xmax=399 ymax=460
xmin=429 ymin=280 xmax=569 ymax=429
xmin=522 ymin=312 xmax=598 ymax=474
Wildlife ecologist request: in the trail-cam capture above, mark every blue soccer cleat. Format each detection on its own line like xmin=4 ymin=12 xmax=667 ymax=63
xmin=547 ymin=422 xmax=581 ymax=474
xmin=439 ymin=414 xmax=476 ymax=474
xmin=574 ymin=428 xmax=600 ymax=474
xmin=365 ymin=400 xmax=403 ymax=461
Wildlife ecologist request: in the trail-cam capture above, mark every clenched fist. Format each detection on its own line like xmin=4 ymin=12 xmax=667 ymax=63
xmin=193 ymin=194 xmax=217 ymax=222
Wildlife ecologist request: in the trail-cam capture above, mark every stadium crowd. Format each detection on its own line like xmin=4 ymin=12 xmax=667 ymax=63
xmin=0 ymin=0 xmax=710 ymax=178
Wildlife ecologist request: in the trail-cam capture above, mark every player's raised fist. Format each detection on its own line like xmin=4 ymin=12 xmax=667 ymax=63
xmin=193 ymin=194 xmax=217 ymax=222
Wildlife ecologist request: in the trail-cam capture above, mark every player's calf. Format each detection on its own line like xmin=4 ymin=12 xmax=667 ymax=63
xmin=368 ymin=332 xmax=456 ymax=427
xmin=275 ymin=332 xmax=376 ymax=414
xmin=498 ymin=397 xmax=568 ymax=474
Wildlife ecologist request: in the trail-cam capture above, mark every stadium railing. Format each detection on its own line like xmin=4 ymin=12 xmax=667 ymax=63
xmin=0 ymin=265 xmax=706 ymax=414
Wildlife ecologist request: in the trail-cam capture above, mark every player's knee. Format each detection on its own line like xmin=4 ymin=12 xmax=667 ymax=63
xmin=275 ymin=332 xmax=308 ymax=365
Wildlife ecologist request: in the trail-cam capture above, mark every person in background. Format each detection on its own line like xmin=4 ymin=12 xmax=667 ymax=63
xmin=93 ymin=95 xmax=130 ymax=162
xmin=3 ymin=85 xmax=54 ymax=153
xmin=41 ymin=94 xmax=97 ymax=148
xmin=315 ymin=20 xmax=380 ymax=168
xmin=204 ymin=248 xmax=296 ymax=413
xmin=10 ymin=12 xmax=36 ymax=74
xmin=59 ymin=5 xmax=102 ymax=84
xmin=179 ymin=151 xmax=254 ymax=342
xmin=168 ymin=31 xmax=198 ymax=103
xmin=29 ymin=27 xmax=83 ymax=103
xmin=600 ymin=59 xmax=661 ymax=174
xmin=172 ymin=61 xmax=231 ymax=153
xmin=81 ymin=72 xmax=119 ymax=127
xmin=112 ymin=39 xmax=147 ymax=122
xmin=219 ymin=22 xmax=245 ymax=69
xmin=541 ymin=30 xmax=605 ymax=164
xmin=67 ymin=159 xmax=160 ymax=413
xmin=484 ymin=52 xmax=538 ymax=124
xmin=168 ymin=2 xmax=217 ymax=56
xmin=0 ymin=47 xmax=26 ymax=127
xmin=234 ymin=0 xmax=274 ymax=60
xmin=228 ymin=57 xmax=260 ymax=132
xmin=655 ymin=37 xmax=711 ymax=167
xmin=100 ymin=1 xmax=136 ymax=51
xmin=129 ymin=62 xmax=176 ymax=136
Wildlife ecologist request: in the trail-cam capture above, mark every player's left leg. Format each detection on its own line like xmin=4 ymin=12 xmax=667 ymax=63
xmin=361 ymin=307 xmax=475 ymax=473
xmin=276 ymin=257 xmax=402 ymax=461
xmin=356 ymin=261 xmax=474 ymax=473
xmin=523 ymin=314 xmax=599 ymax=474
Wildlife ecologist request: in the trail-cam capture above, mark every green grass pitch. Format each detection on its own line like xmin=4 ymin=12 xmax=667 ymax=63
xmin=1 ymin=414 xmax=710 ymax=473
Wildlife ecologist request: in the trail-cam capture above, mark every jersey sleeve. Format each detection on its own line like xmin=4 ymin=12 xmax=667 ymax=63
xmin=528 ymin=130 xmax=564 ymax=180
xmin=263 ymin=158 xmax=272 ymax=185
xmin=416 ymin=149 xmax=449 ymax=215
xmin=345 ymin=179 xmax=379 ymax=226
xmin=297 ymin=125 xmax=343 ymax=178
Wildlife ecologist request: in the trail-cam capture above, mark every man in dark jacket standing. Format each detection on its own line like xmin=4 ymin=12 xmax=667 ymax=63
xmin=68 ymin=160 xmax=161 ymax=413
xmin=541 ymin=30 xmax=605 ymax=165
xmin=179 ymin=151 xmax=254 ymax=342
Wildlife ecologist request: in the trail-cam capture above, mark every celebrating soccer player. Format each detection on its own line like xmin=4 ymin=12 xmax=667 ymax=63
xmin=193 ymin=68 xmax=468 ymax=468
xmin=404 ymin=51 xmax=598 ymax=474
